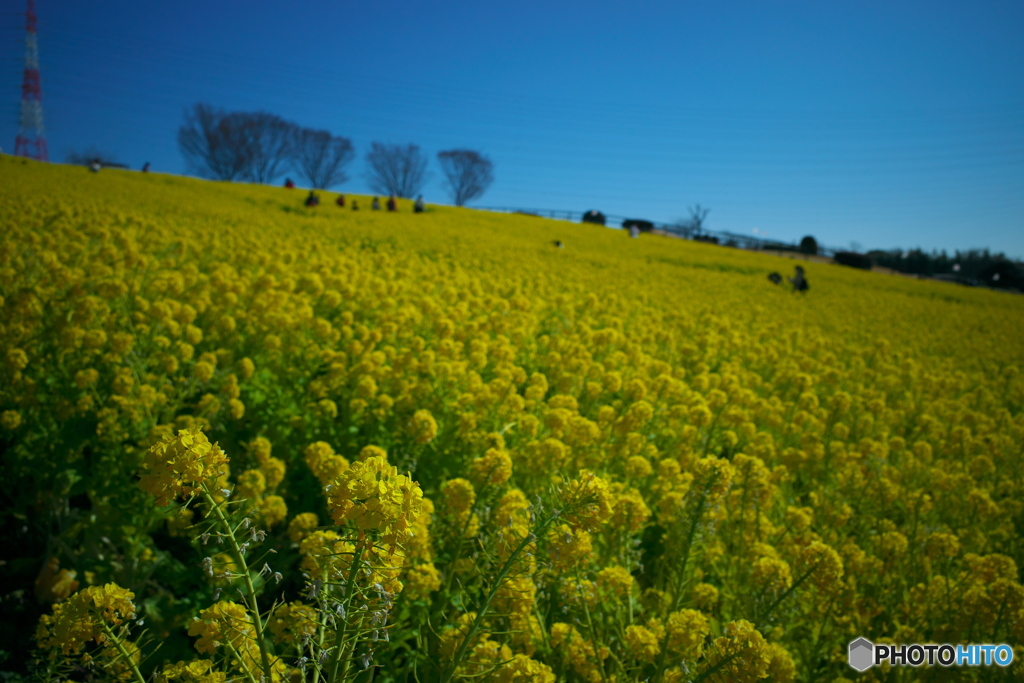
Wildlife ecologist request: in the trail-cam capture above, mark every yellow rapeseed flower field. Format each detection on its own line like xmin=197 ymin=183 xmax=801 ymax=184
xmin=2 ymin=155 xmax=1024 ymax=682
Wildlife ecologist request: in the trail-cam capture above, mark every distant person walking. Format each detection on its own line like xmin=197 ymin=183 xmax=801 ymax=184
xmin=371 ymin=197 xmax=381 ymax=211
xmin=414 ymin=195 xmax=425 ymax=213
xmin=387 ymin=194 xmax=397 ymax=212
xmin=629 ymin=225 xmax=640 ymax=239
xmin=141 ymin=162 xmax=151 ymax=173
xmin=789 ymin=265 xmax=809 ymax=292
xmin=305 ymin=190 xmax=320 ymax=207
xmin=284 ymin=178 xmax=295 ymax=189
xmin=351 ymin=200 xmax=360 ymax=211
xmin=336 ymin=194 xmax=346 ymax=208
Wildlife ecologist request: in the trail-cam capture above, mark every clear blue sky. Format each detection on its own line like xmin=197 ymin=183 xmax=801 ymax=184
xmin=3 ymin=0 xmax=1023 ymax=257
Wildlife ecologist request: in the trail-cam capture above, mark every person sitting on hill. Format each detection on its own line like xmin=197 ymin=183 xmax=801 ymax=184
xmin=387 ymin=194 xmax=397 ymax=212
xmin=414 ymin=195 xmax=425 ymax=213
xmin=371 ymin=197 xmax=381 ymax=210
xmin=351 ymin=200 xmax=359 ymax=211
xmin=789 ymin=265 xmax=809 ymax=292
xmin=305 ymin=190 xmax=320 ymax=207
xmin=284 ymin=178 xmax=295 ymax=189
xmin=336 ymin=194 xmax=346 ymax=208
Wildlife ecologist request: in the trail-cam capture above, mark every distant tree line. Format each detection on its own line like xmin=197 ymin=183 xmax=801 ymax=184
xmin=869 ymin=248 xmax=1023 ymax=290
xmin=177 ymin=103 xmax=494 ymax=205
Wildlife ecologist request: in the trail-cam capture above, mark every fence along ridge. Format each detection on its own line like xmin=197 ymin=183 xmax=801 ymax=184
xmin=473 ymin=205 xmax=839 ymax=256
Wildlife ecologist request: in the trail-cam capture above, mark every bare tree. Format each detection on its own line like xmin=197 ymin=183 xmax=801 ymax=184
xmin=237 ymin=112 xmax=296 ymax=184
xmin=177 ymin=103 xmax=254 ymax=181
xmin=437 ymin=149 xmax=494 ymax=206
xmin=670 ymin=204 xmax=710 ymax=238
xmin=688 ymin=204 xmax=710 ymax=233
xmin=365 ymin=142 xmax=429 ymax=198
xmin=292 ymin=128 xmax=355 ymax=189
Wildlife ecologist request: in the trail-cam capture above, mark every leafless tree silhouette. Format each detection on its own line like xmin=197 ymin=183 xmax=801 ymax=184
xmin=688 ymin=204 xmax=710 ymax=232
xmin=292 ymin=128 xmax=355 ymax=189
xmin=671 ymin=204 xmax=711 ymax=237
xmin=437 ymin=149 xmax=495 ymax=206
xmin=237 ymin=112 xmax=296 ymax=184
xmin=177 ymin=104 xmax=256 ymax=181
xmin=365 ymin=142 xmax=429 ymax=198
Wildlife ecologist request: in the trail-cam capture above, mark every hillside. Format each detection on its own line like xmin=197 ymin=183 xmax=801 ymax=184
xmin=2 ymin=155 xmax=1024 ymax=681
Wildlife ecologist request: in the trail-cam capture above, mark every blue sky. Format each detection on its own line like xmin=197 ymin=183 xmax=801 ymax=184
xmin=3 ymin=0 xmax=1023 ymax=257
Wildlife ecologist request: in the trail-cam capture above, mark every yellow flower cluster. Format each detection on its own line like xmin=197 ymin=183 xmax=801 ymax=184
xmin=403 ymin=562 xmax=442 ymax=599
xmin=7 ymin=158 xmax=1024 ymax=681
xmin=304 ymin=441 xmax=349 ymax=486
xmin=267 ymin=601 xmax=317 ymax=644
xmin=469 ymin=447 xmax=514 ymax=487
xmin=287 ymin=511 xmax=320 ymax=542
xmin=559 ymin=470 xmax=615 ymax=531
xmin=665 ymin=608 xmax=710 ymax=661
xmin=440 ymin=477 xmax=480 ymax=537
xmin=408 ymin=408 xmax=439 ymax=444
xmin=34 ymin=556 xmax=79 ymax=603
xmin=700 ymin=620 xmax=772 ymax=683
xmin=138 ymin=428 xmax=229 ymax=505
xmin=299 ymin=529 xmax=354 ymax=580
xmin=157 ymin=659 xmax=227 ymax=683
xmin=550 ymin=622 xmax=609 ymax=683
xmin=624 ymin=623 xmax=661 ymax=663
xmin=36 ymin=583 xmax=136 ymax=655
xmin=187 ymin=601 xmax=258 ymax=665
xmin=325 ymin=454 xmax=424 ymax=551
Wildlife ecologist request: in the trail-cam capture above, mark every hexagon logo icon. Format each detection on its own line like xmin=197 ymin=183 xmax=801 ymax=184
xmin=848 ymin=638 xmax=874 ymax=672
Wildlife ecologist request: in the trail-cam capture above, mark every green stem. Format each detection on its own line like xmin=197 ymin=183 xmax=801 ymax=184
xmin=201 ymin=487 xmax=274 ymax=680
xmin=652 ymin=482 xmax=712 ymax=683
xmin=668 ymin=484 xmax=710 ymax=615
xmin=99 ymin=624 xmax=147 ymax=683
xmin=579 ymin=583 xmax=610 ymax=683
xmin=758 ymin=560 xmax=821 ymax=624
xmin=327 ymin=544 xmax=365 ymax=683
xmin=224 ymin=638 xmax=261 ymax=683
xmin=441 ymin=513 xmax=557 ymax=683
xmin=441 ymin=509 xmax=479 ymax=601
xmin=688 ymin=651 xmax=741 ymax=683
xmin=337 ymin=611 xmax=367 ymax=683
xmin=311 ymin=589 xmax=329 ymax=683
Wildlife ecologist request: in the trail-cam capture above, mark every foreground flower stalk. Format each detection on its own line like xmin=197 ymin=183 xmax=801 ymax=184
xmin=441 ymin=509 xmax=558 ymax=683
xmin=200 ymin=484 xmax=274 ymax=679
xmin=325 ymin=544 xmax=365 ymax=683
xmin=99 ymin=622 xmax=147 ymax=683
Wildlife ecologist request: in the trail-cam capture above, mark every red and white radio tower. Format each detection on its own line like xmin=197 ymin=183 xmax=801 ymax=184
xmin=14 ymin=0 xmax=48 ymax=161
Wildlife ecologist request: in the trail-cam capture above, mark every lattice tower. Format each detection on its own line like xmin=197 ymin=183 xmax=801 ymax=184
xmin=14 ymin=0 xmax=48 ymax=161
